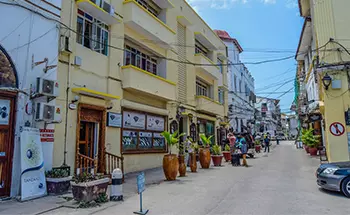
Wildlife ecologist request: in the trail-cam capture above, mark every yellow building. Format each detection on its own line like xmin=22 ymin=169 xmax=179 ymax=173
xmin=55 ymin=0 xmax=228 ymax=175
xmin=297 ymin=0 xmax=350 ymax=162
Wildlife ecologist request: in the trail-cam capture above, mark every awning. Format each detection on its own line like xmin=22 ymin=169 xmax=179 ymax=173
xmin=72 ymin=88 xmax=120 ymax=100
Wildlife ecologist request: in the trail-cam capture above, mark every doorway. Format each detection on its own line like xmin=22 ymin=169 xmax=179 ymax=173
xmin=0 ymin=94 xmax=15 ymax=197
xmin=76 ymin=104 xmax=106 ymax=174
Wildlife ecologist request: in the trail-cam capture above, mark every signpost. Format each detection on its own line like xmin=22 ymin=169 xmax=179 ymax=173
xmin=329 ymin=122 xmax=345 ymax=136
xmin=134 ymin=172 xmax=149 ymax=215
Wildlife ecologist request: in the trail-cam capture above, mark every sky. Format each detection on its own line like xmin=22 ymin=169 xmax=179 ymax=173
xmin=187 ymin=0 xmax=304 ymax=113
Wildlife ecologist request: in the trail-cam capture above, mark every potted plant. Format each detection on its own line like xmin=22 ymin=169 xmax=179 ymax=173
xmin=211 ymin=144 xmax=223 ymax=166
xmin=71 ymin=173 xmax=109 ymax=202
xmin=255 ymin=140 xmax=261 ymax=153
xmin=46 ymin=167 xmax=72 ymax=195
xmin=222 ymin=144 xmax=231 ymax=162
xmin=199 ymin=134 xmax=213 ymax=169
xmin=161 ymin=130 xmax=185 ymax=181
xmin=302 ymin=128 xmax=320 ymax=156
xmin=189 ymin=139 xmax=199 ymax=172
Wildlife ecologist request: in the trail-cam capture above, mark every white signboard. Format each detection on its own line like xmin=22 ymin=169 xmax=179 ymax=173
xmin=0 ymin=99 xmax=10 ymax=125
xmin=40 ymin=129 xmax=54 ymax=171
xmin=107 ymin=112 xmax=122 ymax=128
xmin=21 ymin=127 xmax=47 ymax=201
xmin=123 ymin=111 xmax=145 ymax=129
xmin=147 ymin=115 xmax=165 ymax=131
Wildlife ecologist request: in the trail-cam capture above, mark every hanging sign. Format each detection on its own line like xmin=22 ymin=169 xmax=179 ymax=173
xmin=20 ymin=127 xmax=47 ymax=201
xmin=329 ymin=122 xmax=345 ymax=136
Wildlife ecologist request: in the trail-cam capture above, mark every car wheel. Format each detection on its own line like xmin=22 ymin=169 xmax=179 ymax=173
xmin=341 ymin=177 xmax=350 ymax=198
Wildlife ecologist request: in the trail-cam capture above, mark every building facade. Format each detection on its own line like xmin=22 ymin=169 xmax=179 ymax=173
xmin=0 ymin=0 xmax=61 ymax=197
xmin=296 ymin=0 xmax=350 ymax=162
xmin=214 ymin=30 xmax=255 ymax=133
xmin=255 ymin=97 xmax=280 ymax=137
xmin=55 ymin=0 xmax=229 ymax=177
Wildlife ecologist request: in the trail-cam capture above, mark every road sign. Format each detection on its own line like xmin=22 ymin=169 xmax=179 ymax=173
xmin=329 ymin=122 xmax=345 ymax=136
xmin=134 ymin=172 xmax=148 ymax=215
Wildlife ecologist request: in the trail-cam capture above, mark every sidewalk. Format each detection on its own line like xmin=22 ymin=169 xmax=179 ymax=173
xmin=0 ymin=145 xmax=277 ymax=215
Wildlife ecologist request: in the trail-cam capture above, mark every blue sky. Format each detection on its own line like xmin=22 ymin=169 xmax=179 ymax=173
xmin=187 ymin=0 xmax=304 ymax=113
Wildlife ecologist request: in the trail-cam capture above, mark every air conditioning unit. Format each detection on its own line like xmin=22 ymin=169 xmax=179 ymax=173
xmin=35 ymin=103 xmax=61 ymax=122
xmin=36 ymin=77 xmax=59 ymax=97
xmin=59 ymin=36 xmax=72 ymax=53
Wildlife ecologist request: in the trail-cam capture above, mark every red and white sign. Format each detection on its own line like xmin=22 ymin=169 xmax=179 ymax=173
xmin=40 ymin=129 xmax=55 ymax=142
xmin=329 ymin=122 xmax=345 ymax=136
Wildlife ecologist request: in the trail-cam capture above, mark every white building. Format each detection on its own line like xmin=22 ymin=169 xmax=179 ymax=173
xmin=255 ymin=97 xmax=280 ymax=137
xmin=215 ymin=30 xmax=255 ymax=133
xmin=0 ymin=0 xmax=61 ymax=197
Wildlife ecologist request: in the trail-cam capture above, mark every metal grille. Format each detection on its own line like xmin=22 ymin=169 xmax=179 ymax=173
xmin=177 ymin=23 xmax=187 ymax=102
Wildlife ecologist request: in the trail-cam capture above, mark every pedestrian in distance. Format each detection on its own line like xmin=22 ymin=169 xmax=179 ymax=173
xmin=236 ymin=133 xmax=248 ymax=167
xmin=264 ymin=132 xmax=270 ymax=153
xmin=227 ymin=128 xmax=236 ymax=153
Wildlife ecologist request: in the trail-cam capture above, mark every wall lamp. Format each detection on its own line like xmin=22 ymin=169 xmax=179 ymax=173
xmin=322 ymin=73 xmax=332 ymax=90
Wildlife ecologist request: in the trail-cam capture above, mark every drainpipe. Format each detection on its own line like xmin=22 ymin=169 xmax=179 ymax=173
xmin=63 ymin=0 xmax=74 ymax=166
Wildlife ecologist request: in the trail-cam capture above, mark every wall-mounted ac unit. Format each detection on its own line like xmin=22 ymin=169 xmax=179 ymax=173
xmin=59 ymin=36 xmax=72 ymax=53
xmin=36 ymin=77 xmax=59 ymax=97
xmin=35 ymin=103 xmax=61 ymax=122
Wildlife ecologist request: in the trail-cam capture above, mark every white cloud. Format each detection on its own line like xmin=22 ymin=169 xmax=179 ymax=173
xmin=286 ymin=0 xmax=298 ymax=8
xmin=262 ymin=0 xmax=276 ymax=4
xmin=186 ymin=0 xmax=248 ymax=11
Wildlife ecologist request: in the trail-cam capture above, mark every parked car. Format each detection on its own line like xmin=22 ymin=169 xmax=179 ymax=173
xmin=316 ymin=162 xmax=350 ymax=198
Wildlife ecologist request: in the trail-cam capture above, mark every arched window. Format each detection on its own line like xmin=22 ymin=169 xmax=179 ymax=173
xmin=0 ymin=45 xmax=17 ymax=88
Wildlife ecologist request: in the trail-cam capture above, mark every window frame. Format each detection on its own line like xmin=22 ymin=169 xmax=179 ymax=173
xmin=195 ymin=39 xmax=209 ymax=57
xmin=196 ymin=78 xmax=210 ymax=98
xmin=217 ymin=58 xmax=223 ymax=73
xmin=76 ymin=9 xmax=109 ymax=56
xmin=218 ymin=88 xmax=224 ymax=104
xmin=121 ymin=109 xmax=168 ymax=154
xmin=124 ymin=43 xmax=158 ymax=75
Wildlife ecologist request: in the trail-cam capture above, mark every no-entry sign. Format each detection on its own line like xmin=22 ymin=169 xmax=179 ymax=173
xmin=329 ymin=122 xmax=345 ymax=136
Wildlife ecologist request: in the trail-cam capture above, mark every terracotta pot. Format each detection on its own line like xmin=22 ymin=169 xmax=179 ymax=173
xmin=255 ymin=145 xmax=261 ymax=153
xmin=189 ymin=152 xmax=197 ymax=172
xmin=222 ymin=151 xmax=231 ymax=162
xmin=309 ymin=147 xmax=318 ymax=156
xmin=163 ymin=154 xmax=179 ymax=181
xmin=199 ymin=148 xmax=211 ymax=169
xmin=211 ymin=155 xmax=223 ymax=166
xmin=46 ymin=176 xmax=72 ymax=195
xmin=178 ymin=155 xmax=186 ymax=177
xmin=305 ymin=145 xmax=310 ymax=153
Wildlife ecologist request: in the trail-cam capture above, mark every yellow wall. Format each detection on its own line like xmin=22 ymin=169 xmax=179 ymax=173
xmin=311 ymin=0 xmax=350 ymax=161
xmin=55 ymin=0 xmax=229 ymax=174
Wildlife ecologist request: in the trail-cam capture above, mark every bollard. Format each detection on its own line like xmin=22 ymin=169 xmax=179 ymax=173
xmin=110 ymin=168 xmax=123 ymax=201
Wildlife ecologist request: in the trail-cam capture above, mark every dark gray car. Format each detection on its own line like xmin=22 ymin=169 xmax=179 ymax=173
xmin=316 ymin=162 xmax=350 ymax=198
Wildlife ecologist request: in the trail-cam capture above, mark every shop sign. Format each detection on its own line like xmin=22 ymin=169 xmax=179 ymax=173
xmin=147 ymin=115 xmax=164 ymax=131
xmin=0 ymin=99 xmax=10 ymax=125
xmin=107 ymin=112 xmax=122 ymax=128
xmin=123 ymin=111 xmax=145 ymax=129
xmin=329 ymin=122 xmax=345 ymax=136
xmin=40 ymin=129 xmax=54 ymax=171
xmin=20 ymin=127 xmax=47 ymax=201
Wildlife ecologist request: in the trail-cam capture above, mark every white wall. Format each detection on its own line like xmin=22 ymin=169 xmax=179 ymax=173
xmin=0 ymin=0 xmax=61 ymax=196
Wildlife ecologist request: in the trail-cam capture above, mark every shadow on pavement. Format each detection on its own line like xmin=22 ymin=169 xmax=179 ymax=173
xmin=318 ymin=188 xmax=348 ymax=199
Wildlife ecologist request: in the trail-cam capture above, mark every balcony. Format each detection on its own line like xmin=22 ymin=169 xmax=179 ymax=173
xmin=123 ymin=0 xmax=176 ymax=49
xmin=196 ymin=96 xmax=225 ymax=117
xmin=121 ymin=65 xmax=176 ymax=101
xmin=194 ymin=53 xmax=221 ymax=81
xmin=76 ymin=0 xmax=120 ymax=25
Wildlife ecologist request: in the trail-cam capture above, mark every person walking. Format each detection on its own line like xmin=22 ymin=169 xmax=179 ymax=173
xmin=227 ymin=128 xmax=236 ymax=153
xmin=236 ymin=133 xmax=248 ymax=167
xmin=264 ymin=133 xmax=270 ymax=153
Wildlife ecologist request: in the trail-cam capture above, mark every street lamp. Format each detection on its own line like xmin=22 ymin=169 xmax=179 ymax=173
xmin=322 ymin=73 xmax=332 ymax=90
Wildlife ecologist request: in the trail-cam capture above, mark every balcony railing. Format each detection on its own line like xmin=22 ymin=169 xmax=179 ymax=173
xmin=76 ymin=0 xmax=120 ymax=25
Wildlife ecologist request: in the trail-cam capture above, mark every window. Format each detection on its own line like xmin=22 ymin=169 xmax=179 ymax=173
xmin=239 ymin=80 xmax=242 ymax=93
xmin=76 ymin=9 xmax=109 ymax=56
xmin=234 ymin=74 xmax=237 ymax=92
xmin=124 ymin=44 xmax=158 ymax=75
xmin=122 ymin=110 xmax=166 ymax=153
xmin=218 ymin=89 xmax=224 ymax=104
xmin=196 ymin=79 xmax=209 ymax=97
xmin=195 ymin=40 xmax=209 ymax=57
xmin=217 ymin=58 xmax=223 ymax=73
xmin=135 ymin=0 xmax=161 ymax=17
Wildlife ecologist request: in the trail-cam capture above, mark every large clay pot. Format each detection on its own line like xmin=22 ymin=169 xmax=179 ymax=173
xmin=309 ymin=147 xmax=318 ymax=156
xmin=189 ymin=152 xmax=197 ymax=172
xmin=211 ymin=155 xmax=223 ymax=166
xmin=223 ymin=151 xmax=231 ymax=162
xmin=305 ymin=145 xmax=310 ymax=153
xmin=199 ymin=148 xmax=211 ymax=169
xmin=178 ymin=155 xmax=186 ymax=177
xmin=163 ymin=154 xmax=179 ymax=181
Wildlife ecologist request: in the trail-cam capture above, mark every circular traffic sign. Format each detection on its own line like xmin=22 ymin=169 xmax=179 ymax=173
xmin=329 ymin=122 xmax=345 ymax=136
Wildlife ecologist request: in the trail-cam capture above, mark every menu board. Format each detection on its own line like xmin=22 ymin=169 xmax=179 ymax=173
xmin=123 ymin=111 xmax=146 ymax=129
xmin=147 ymin=115 xmax=165 ymax=131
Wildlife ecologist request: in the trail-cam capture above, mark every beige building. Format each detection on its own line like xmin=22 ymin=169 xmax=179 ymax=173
xmin=55 ymin=0 xmax=228 ymax=175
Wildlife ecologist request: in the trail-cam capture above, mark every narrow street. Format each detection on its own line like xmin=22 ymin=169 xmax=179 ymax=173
xmin=45 ymin=141 xmax=350 ymax=215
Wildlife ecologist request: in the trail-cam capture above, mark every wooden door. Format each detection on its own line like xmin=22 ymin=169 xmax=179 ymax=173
xmin=0 ymin=95 xmax=15 ymax=197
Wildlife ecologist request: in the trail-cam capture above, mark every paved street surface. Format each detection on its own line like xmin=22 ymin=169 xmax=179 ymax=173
xmin=17 ymin=141 xmax=350 ymax=214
